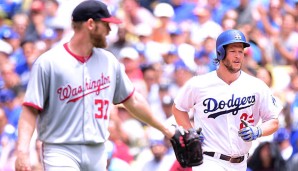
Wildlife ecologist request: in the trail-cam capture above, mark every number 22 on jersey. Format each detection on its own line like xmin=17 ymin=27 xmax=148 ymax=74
xmin=240 ymin=113 xmax=254 ymax=129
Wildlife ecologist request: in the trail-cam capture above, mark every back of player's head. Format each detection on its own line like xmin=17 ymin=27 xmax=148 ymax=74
xmin=216 ymin=29 xmax=250 ymax=60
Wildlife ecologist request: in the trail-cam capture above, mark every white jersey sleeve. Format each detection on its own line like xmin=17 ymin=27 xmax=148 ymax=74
xmin=257 ymin=83 xmax=282 ymax=121
xmin=174 ymin=76 xmax=198 ymax=113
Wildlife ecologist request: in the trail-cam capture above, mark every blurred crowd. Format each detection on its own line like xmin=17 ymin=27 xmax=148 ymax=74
xmin=0 ymin=0 xmax=298 ymax=170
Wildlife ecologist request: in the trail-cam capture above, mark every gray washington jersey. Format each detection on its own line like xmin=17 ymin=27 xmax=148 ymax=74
xmin=23 ymin=44 xmax=134 ymax=144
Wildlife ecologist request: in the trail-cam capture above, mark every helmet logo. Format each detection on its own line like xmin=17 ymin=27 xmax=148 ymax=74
xmin=234 ymin=33 xmax=242 ymax=40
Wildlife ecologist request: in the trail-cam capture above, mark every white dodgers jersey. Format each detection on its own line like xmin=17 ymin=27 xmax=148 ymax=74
xmin=174 ymin=71 xmax=283 ymax=156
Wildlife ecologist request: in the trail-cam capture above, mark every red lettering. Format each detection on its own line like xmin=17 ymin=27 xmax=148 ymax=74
xmin=240 ymin=113 xmax=255 ymax=129
xmin=95 ymin=99 xmax=109 ymax=120
xmin=56 ymin=73 xmax=111 ymax=102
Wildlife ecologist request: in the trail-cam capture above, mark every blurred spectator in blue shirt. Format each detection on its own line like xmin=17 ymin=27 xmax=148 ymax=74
xmin=0 ymin=26 xmax=24 ymax=69
xmin=194 ymin=36 xmax=217 ymax=75
xmin=0 ymin=89 xmax=21 ymax=129
xmin=270 ymin=13 xmax=298 ymax=66
xmin=206 ymin=0 xmax=231 ymax=25
xmin=10 ymin=12 xmax=29 ymax=41
xmin=168 ymin=26 xmax=196 ymax=71
xmin=0 ymin=0 xmax=22 ymax=19
xmin=256 ymin=0 xmax=283 ymax=36
xmin=160 ymin=44 xmax=180 ymax=84
xmin=133 ymin=23 xmax=163 ymax=64
xmin=167 ymin=59 xmax=195 ymax=98
xmin=14 ymin=39 xmax=34 ymax=88
xmin=189 ymin=5 xmax=222 ymax=48
xmin=169 ymin=0 xmax=197 ymax=24
xmin=273 ymin=127 xmax=293 ymax=161
xmin=247 ymin=27 xmax=271 ymax=66
xmin=44 ymin=0 xmax=60 ymax=28
xmin=0 ymin=60 xmax=22 ymax=93
xmin=39 ymin=28 xmax=58 ymax=51
xmin=289 ymin=74 xmax=298 ymax=155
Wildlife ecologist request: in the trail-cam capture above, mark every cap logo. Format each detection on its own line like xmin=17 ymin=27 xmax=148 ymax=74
xmin=234 ymin=33 xmax=242 ymax=40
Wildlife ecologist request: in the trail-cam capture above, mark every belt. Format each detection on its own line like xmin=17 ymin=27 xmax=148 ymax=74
xmin=203 ymin=151 xmax=245 ymax=163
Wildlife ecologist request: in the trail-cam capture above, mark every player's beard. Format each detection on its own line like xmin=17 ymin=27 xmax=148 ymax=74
xmin=222 ymin=58 xmax=241 ymax=73
xmin=90 ymin=25 xmax=107 ymax=48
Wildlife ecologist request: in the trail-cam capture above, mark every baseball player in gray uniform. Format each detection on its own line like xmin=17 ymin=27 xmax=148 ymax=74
xmin=15 ymin=1 xmax=174 ymax=170
xmin=172 ymin=29 xmax=283 ymax=171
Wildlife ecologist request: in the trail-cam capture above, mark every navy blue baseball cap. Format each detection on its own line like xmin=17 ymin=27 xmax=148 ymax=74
xmin=72 ymin=0 xmax=121 ymax=24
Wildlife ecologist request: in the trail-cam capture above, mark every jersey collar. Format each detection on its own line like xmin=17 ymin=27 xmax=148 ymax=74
xmin=64 ymin=43 xmax=92 ymax=63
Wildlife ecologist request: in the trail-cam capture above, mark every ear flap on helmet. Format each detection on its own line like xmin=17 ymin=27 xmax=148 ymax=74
xmin=217 ymin=45 xmax=225 ymax=60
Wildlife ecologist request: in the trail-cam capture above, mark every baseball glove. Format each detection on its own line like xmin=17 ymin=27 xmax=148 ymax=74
xmin=170 ymin=126 xmax=203 ymax=168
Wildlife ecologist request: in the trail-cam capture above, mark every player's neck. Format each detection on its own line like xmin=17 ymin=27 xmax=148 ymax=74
xmin=216 ymin=69 xmax=241 ymax=85
xmin=68 ymin=37 xmax=93 ymax=58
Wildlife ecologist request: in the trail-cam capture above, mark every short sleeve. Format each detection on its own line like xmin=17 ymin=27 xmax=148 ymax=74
xmin=113 ymin=64 xmax=134 ymax=104
xmin=23 ymin=58 xmax=49 ymax=110
xmin=174 ymin=77 xmax=197 ymax=112
xmin=259 ymin=85 xmax=283 ymax=121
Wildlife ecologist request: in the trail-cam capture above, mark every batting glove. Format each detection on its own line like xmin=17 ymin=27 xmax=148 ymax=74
xmin=238 ymin=126 xmax=262 ymax=142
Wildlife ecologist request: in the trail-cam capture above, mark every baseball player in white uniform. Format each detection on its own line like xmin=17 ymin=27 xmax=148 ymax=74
xmin=15 ymin=1 xmax=174 ymax=170
xmin=172 ymin=29 xmax=283 ymax=171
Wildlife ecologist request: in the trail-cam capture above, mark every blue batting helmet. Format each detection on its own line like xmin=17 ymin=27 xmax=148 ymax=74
xmin=216 ymin=29 xmax=250 ymax=60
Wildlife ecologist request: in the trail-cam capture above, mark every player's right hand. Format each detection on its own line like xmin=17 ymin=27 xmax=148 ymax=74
xmin=15 ymin=152 xmax=32 ymax=171
xmin=238 ymin=119 xmax=262 ymax=142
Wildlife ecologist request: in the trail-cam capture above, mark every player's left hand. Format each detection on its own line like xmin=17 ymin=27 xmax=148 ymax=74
xmin=238 ymin=120 xmax=262 ymax=142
